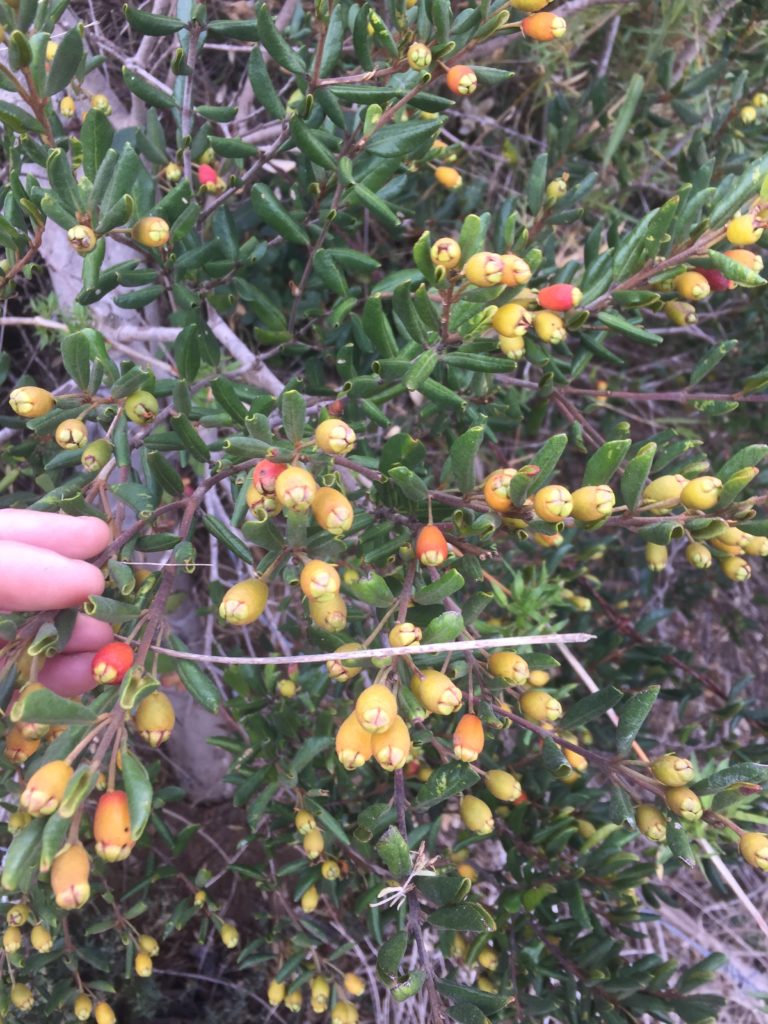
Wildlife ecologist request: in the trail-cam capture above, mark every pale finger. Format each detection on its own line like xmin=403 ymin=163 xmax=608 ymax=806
xmin=0 ymin=510 xmax=111 ymax=560
xmin=0 ymin=541 xmax=105 ymax=612
xmin=62 ymin=614 xmax=113 ymax=654
xmin=39 ymin=652 xmax=99 ymax=698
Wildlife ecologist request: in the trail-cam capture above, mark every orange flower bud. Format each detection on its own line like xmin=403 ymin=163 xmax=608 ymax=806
xmin=336 ymin=712 xmax=374 ymax=769
xmin=445 ymin=64 xmax=477 ymax=95
xmin=371 ymin=715 xmax=411 ymax=771
xmin=312 ymin=486 xmax=354 ymax=535
xmin=434 ymin=166 xmax=463 ymax=190
xmin=299 ymin=560 xmax=341 ymax=600
xmin=416 ymin=524 xmax=449 ymax=566
xmin=673 ymin=271 xmax=710 ymax=301
xmin=355 ymin=684 xmax=398 ymax=734
xmin=723 ymin=248 xmax=764 ymax=273
xmin=4 ymin=726 xmax=41 ymax=764
xmin=533 ymin=484 xmax=572 ymax=522
xmin=500 ymin=253 xmax=532 ymax=286
xmin=134 ymin=691 xmax=175 ymax=747
xmin=453 ymin=714 xmax=484 ymax=762
xmin=20 ymin=759 xmax=73 ymax=816
xmin=482 ymin=467 xmax=517 ymax=511
xmin=94 ymin=791 xmax=134 ymax=862
xmin=521 ymin=12 xmax=567 ymax=40
xmin=51 ymin=843 xmax=91 ymax=909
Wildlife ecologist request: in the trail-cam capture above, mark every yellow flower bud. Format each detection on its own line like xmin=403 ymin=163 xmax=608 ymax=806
xmin=30 ymin=923 xmax=53 ymax=952
xmin=124 ymin=389 xmax=159 ymax=424
xmin=299 ymin=559 xmax=341 ymax=601
xmin=326 ymin=642 xmax=364 ymax=683
xmin=740 ymin=831 xmax=768 ymax=870
xmin=20 ymin=759 xmax=73 ymax=816
xmin=220 ymin=922 xmax=239 ymax=948
xmin=460 ymin=794 xmax=494 ymax=834
xmin=135 ymin=951 xmax=154 ymax=976
xmin=3 ymin=925 xmax=22 ymax=952
xmin=315 ymin=418 xmax=356 ymax=455
xmin=643 ymin=474 xmax=687 ymax=510
xmin=309 ymin=593 xmax=348 ymax=632
xmin=520 ymin=689 xmax=563 ymax=723
xmin=343 ymin=972 xmax=366 ymax=997
xmin=94 ymin=1002 xmax=116 ymax=1024
xmin=411 ymin=668 xmax=463 ymax=715
xmin=645 ymin=542 xmax=668 ymax=572
xmin=371 ymin=715 xmax=411 ymax=771
xmin=219 ymin=579 xmax=268 ymax=625
xmin=533 ymin=484 xmax=572 ymax=522
xmin=488 ymin=651 xmax=529 ymax=685
xmin=9 ymin=386 xmax=55 ymax=418
xmin=336 ymin=712 xmax=374 ymax=769
xmin=430 ymin=237 xmax=461 ymax=269
xmin=492 ymin=303 xmax=531 ymax=337
xmin=134 ymin=691 xmax=175 ymax=747
xmin=268 ymin=978 xmax=286 ymax=1005
xmin=51 ymin=843 xmax=91 ymax=909
xmin=275 ymin=465 xmax=317 ymax=511
xmin=726 ymin=212 xmax=763 ymax=246
xmin=355 ymin=684 xmax=397 ymax=734
xmin=485 ymin=769 xmax=522 ymax=802
xmin=407 ymin=42 xmax=432 ymax=70
xmin=434 ymin=166 xmax=463 ymax=189
xmin=11 ymin=982 xmax=34 ymax=1011
xmin=532 ymin=310 xmax=566 ymax=343
xmin=463 ymin=251 xmax=505 ymax=287
xmin=665 ymin=786 xmax=703 ymax=821
xmin=685 ymin=542 xmax=712 ymax=569
xmin=131 ymin=216 xmax=170 ymax=247
xmin=680 ymin=476 xmax=722 ymax=511
xmin=571 ymin=485 xmax=616 ymax=522
xmin=652 ymin=754 xmax=695 ymax=787
xmin=74 ymin=994 xmax=93 ymax=1020
xmin=673 ymin=271 xmax=710 ymax=301
xmin=303 ymin=828 xmax=325 ymax=859
xmin=67 ymin=224 xmax=98 ymax=254
xmin=312 ymin=486 xmax=354 ymax=535
xmin=721 ymin=555 xmax=751 ymax=581
xmin=388 ymin=621 xmax=422 ymax=648
xmin=138 ymin=933 xmax=160 ymax=956
xmin=635 ymin=803 xmax=667 ymax=841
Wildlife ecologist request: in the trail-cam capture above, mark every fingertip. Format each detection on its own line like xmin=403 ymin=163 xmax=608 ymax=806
xmin=38 ymin=652 xmax=99 ymax=698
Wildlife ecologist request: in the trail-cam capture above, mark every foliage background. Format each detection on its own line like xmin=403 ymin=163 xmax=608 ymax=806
xmin=1 ymin=0 xmax=768 ymax=1022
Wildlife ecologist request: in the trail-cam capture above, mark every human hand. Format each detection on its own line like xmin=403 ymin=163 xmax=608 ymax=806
xmin=0 ymin=509 xmax=113 ymax=697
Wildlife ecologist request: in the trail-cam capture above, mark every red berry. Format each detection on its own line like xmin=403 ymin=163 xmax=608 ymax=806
xmin=537 ymin=283 xmax=583 ymax=312
xmin=252 ymin=459 xmax=287 ymax=495
xmin=91 ymin=642 xmax=134 ymax=686
xmin=197 ymin=164 xmax=218 ymax=185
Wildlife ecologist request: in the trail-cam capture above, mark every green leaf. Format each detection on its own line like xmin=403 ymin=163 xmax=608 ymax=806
xmin=509 ymin=433 xmax=567 ymax=501
xmin=404 ymin=349 xmax=438 ymax=391
xmin=436 ymin=981 xmax=510 ymax=1015
xmin=256 ymin=5 xmax=307 ymax=73
xmin=602 ymin=73 xmax=644 ymax=168
xmin=450 ymin=423 xmax=485 ymax=493
xmin=607 ymin=784 xmax=635 ymax=826
xmin=428 ymin=902 xmax=496 ymax=933
xmin=124 ymin=5 xmax=186 ymax=34
xmin=718 ymin=466 xmax=758 ymax=506
xmin=542 ymin=736 xmax=571 ymax=778
xmin=422 ymin=611 xmax=464 ymax=643
xmin=123 ymin=748 xmax=153 ymax=842
xmin=200 ymin=513 xmax=252 ymax=564
xmin=280 ymin=389 xmax=306 ymax=443
xmin=350 ymin=182 xmax=400 ymax=230
xmin=166 ymin=635 xmax=220 ymax=712
xmin=248 ymin=48 xmax=284 ymax=118
xmin=689 ymin=339 xmax=739 ymax=386
xmin=415 ymin=762 xmax=478 ymax=809
xmin=615 ymin=686 xmax=659 ymax=756
xmin=377 ymin=931 xmax=407 ymax=981
xmin=707 ymin=249 xmax=765 ymax=287
xmin=597 ymin=310 xmax=662 ymax=346
xmin=343 ymin=572 xmax=394 ymax=606
xmin=665 ymin=819 xmax=695 ymax=865
xmin=9 ymin=688 xmax=98 ymax=725
xmin=251 ymin=183 xmax=309 ymax=245
xmin=44 ymin=24 xmax=83 ymax=96
xmin=638 ymin=520 xmax=684 ymax=545
xmin=694 ymin=762 xmax=768 ymax=794
xmin=290 ymin=737 xmax=333 ymax=776
xmin=560 ymin=686 xmax=623 ymax=730
xmin=448 ymin=1003 xmax=491 ymax=1024
xmin=391 ymin=970 xmax=426 ymax=1002
xmin=582 ymin=439 xmax=631 ymax=487
xmin=1 ymin=818 xmax=45 ymax=893
xmin=387 ymin=465 xmax=428 ymax=502
xmin=621 ymin=442 xmax=656 ymax=510
xmin=376 ymin=825 xmax=411 ymax=880
xmin=122 ymin=67 xmax=176 ymax=109
xmin=527 ymin=151 xmax=548 ymax=215
xmin=717 ymin=444 xmax=768 ymax=480
xmin=170 ymin=413 xmax=211 ymax=462
xmin=40 ymin=812 xmax=69 ymax=872
xmin=207 ymin=18 xmax=261 ymax=40
xmin=362 ymin=296 xmax=398 ymax=357
xmin=412 ymin=569 xmax=465 ymax=605
xmin=60 ymin=331 xmax=92 ymax=390
xmin=522 ymin=882 xmax=558 ymax=911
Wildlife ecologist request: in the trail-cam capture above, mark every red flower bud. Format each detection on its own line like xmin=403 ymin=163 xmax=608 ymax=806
xmin=698 ymin=267 xmax=732 ymax=292
xmin=252 ymin=459 xmax=287 ymax=495
xmin=537 ymin=283 xmax=583 ymax=311
xmin=415 ymin=525 xmax=449 ymax=566
xmin=197 ymin=164 xmax=218 ymax=185
xmin=91 ymin=641 xmax=134 ymax=686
